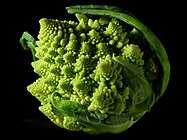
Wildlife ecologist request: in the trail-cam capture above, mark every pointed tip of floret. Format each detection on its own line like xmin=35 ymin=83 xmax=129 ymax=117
xmin=39 ymin=18 xmax=49 ymax=28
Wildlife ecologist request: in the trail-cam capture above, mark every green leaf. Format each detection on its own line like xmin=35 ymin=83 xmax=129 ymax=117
xmin=50 ymin=92 xmax=87 ymax=117
xmin=113 ymin=55 xmax=145 ymax=77
xmin=50 ymin=92 xmax=135 ymax=134
xmin=19 ymin=31 xmax=38 ymax=61
xmin=113 ymin=56 xmax=153 ymax=107
xmin=66 ymin=5 xmax=123 ymax=12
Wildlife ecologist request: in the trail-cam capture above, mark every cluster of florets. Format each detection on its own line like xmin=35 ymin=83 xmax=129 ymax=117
xmin=27 ymin=14 xmax=158 ymax=131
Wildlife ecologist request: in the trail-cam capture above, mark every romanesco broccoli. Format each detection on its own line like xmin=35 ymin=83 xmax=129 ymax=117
xmin=19 ymin=5 xmax=170 ymax=134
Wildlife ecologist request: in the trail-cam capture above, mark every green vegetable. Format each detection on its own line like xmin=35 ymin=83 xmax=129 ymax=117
xmin=19 ymin=5 xmax=170 ymax=134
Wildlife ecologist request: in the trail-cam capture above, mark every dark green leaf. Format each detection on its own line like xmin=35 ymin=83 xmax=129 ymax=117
xmin=50 ymin=92 xmax=135 ymax=134
xmin=19 ymin=31 xmax=38 ymax=61
xmin=113 ymin=56 xmax=153 ymax=107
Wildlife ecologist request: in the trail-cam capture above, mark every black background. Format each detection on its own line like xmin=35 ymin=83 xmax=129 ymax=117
xmin=4 ymin=0 xmax=184 ymax=139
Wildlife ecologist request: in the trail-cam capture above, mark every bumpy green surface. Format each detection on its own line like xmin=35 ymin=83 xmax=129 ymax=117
xmin=19 ymin=5 xmax=170 ymax=134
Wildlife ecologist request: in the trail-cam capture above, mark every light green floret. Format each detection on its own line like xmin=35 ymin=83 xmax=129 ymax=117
xmin=25 ymin=13 xmax=154 ymax=132
xmin=38 ymin=103 xmax=65 ymax=129
xmin=27 ymin=77 xmax=54 ymax=105
xmin=103 ymin=18 xmax=129 ymax=48
xmin=89 ymin=54 xmax=129 ymax=115
xmin=63 ymin=116 xmax=83 ymax=131
xmin=122 ymin=44 xmax=144 ymax=66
